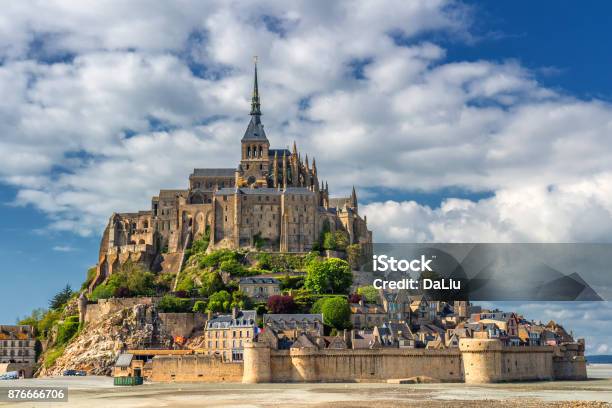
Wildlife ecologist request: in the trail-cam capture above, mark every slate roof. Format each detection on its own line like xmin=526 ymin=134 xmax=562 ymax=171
xmin=191 ymin=168 xmax=235 ymax=177
xmin=242 ymin=115 xmax=268 ymax=141
xmin=115 ymin=353 xmax=133 ymax=368
xmin=269 ymin=148 xmax=291 ymax=158
xmin=240 ymin=277 xmax=280 ymax=285
xmin=263 ymin=314 xmax=323 ymax=329
xmin=207 ymin=310 xmax=257 ymax=329
xmin=213 ymin=187 xmax=314 ymax=196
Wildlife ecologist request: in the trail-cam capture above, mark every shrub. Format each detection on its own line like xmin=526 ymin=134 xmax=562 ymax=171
xmin=346 ymin=244 xmax=363 ymax=269
xmin=56 ymin=316 xmax=80 ymax=346
xmin=207 ymin=290 xmax=231 ymax=312
xmin=198 ymin=271 xmax=225 ymax=297
xmin=219 ymin=259 xmax=246 ymax=276
xmin=158 ymin=295 xmax=192 ymax=313
xmin=81 ymin=267 xmax=97 ymax=290
xmin=198 ymin=249 xmax=240 ymax=269
xmin=231 ymin=290 xmax=251 ymax=309
xmin=192 ymin=300 xmax=207 ymax=313
xmin=114 ymin=286 xmax=131 ymax=298
xmin=254 ymin=303 xmax=267 ymax=316
xmin=304 ymin=258 xmax=352 ymax=294
xmin=280 ymin=275 xmax=305 ymax=290
xmin=320 ymin=297 xmax=351 ymax=330
xmin=256 ymin=253 xmax=272 ymax=270
xmin=348 ymin=293 xmax=362 ymax=303
xmin=90 ymin=284 xmax=114 ymax=301
xmin=357 ymin=285 xmax=379 ymax=303
xmin=176 ymin=276 xmax=195 ymax=292
xmin=44 ymin=346 xmax=66 ymax=369
xmin=267 ymin=295 xmax=295 ymax=314
xmin=323 ymin=231 xmax=349 ymax=251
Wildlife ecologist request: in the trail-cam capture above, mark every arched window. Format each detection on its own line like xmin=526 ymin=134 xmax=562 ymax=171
xmin=247 ymin=146 xmax=251 ymax=158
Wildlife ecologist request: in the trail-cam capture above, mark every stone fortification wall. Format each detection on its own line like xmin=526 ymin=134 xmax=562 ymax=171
xmin=553 ymin=343 xmax=588 ymax=381
xmin=150 ymin=355 xmax=243 ymax=382
xmin=239 ymin=339 xmax=587 ymax=384
xmin=244 ymin=346 xmax=463 ymax=383
xmin=459 ymin=339 xmax=587 ymax=383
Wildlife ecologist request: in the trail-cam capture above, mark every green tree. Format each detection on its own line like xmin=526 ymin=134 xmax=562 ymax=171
xmin=357 ymin=285 xmax=379 ymax=303
xmin=192 ymin=300 xmax=207 ymax=313
xmin=49 ymin=284 xmax=73 ymax=310
xmin=127 ymin=269 xmax=156 ymax=295
xmin=198 ymin=271 xmax=225 ymax=297
xmin=304 ymin=258 xmax=353 ymax=294
xmin=231 ymin=290 xmax=251 ymax=309
xmin=207 ymin=290 xmax=231 ymax=312
xmin=220 ymin=259 xmax=245 ymax=276
xmin=310 ymin=297 xmax=327 ymax=314
xmin=321 ymin=297 xmax=351 ymax=330
xmin=158 ymin=295 xmax=191 ymax=313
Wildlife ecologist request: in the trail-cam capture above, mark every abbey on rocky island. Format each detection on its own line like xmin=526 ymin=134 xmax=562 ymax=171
xmin=90 ymin=62 xmax=372 ymax=290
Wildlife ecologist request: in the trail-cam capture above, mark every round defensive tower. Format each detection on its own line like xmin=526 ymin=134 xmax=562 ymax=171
xmin=289 ymin=347 xmax=319 ymax=382
xmin=242 ymin=342 xmax=271 ymax=383
xmin=460 ymin=338 xmax=503 ymax=383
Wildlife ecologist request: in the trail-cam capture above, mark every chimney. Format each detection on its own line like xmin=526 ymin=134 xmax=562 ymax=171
xmin=232 ymin=306 xmax=239 ymax=319
xmin=207 ymin=310 xmax=213 ymax=321
xmin=343 ymin=329 xmax=348 ymax=343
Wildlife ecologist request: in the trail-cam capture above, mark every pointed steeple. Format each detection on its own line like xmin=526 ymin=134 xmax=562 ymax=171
xmin=351 ymin=185 xmax=358 ymax=209
xmin=242 ymin=57 xmax=268 ymax=142
xmin=250 ymin=56 xmax=261 ymax=116
xmin=312 ymin=157 xmax=317 ymax=175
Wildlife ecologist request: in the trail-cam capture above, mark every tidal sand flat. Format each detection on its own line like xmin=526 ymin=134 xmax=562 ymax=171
xmin=1 ymin=366 xmax=610 ymax=408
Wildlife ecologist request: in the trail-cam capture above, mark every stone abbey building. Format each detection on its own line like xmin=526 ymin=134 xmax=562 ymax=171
xmin=90 ymin=63 xmax=371 ymax=289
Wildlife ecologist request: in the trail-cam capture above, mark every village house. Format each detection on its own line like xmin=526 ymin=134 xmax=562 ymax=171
xmin=262 ymin=314 xmax=323 ymax=341
xmin=0 ymin=325 xmax=36 ymax=364
xmin=239 ymin=277 xmax=280 ymax=300
xmin=203 ymin=308 xmax=256 ymax=361
xmin=372 ymin=322 xmax=416 ymax=348
xmin=350 ymin=299 xmax=386 ymax=329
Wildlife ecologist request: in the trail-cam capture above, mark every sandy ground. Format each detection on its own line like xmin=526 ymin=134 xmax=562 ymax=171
xmin=0 ymin=365 xmax=610 ymax=407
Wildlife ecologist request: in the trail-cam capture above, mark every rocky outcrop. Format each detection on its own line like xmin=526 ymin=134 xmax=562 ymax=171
xmin=38 ymin=304 xmax=172 ymax=376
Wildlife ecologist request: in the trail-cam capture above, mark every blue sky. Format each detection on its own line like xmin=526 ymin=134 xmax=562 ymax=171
xmin=0 ymin=1 xmax=611 ymax=354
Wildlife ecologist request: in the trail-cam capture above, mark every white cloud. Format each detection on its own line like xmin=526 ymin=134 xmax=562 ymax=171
xmin=362 ymin=173 xmax=612 ymax=243
xmin=0 ymin=0 xmax=612 ymax=248
xmin=52 ymin=245 xmax=76 ymax=252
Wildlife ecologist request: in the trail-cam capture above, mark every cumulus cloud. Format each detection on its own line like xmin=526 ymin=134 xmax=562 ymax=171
xmin=362 ymin=173 xmax=612 ymax=243
xmin=1 ymin=0 xmax=612 ymax=249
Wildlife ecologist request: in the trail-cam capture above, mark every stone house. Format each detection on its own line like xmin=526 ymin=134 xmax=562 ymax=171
xmin=0 ymin=325 xmax=35 ymax=364
xmin=350 ymin=299 xmax=386 ymax=329
xmin=203 ymin=308 xmax=257 ymax=362
xmin=262 ymin=314 xmax=323 ymax=341
xmin=239 ymin=277 xmax=280 ymax=300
